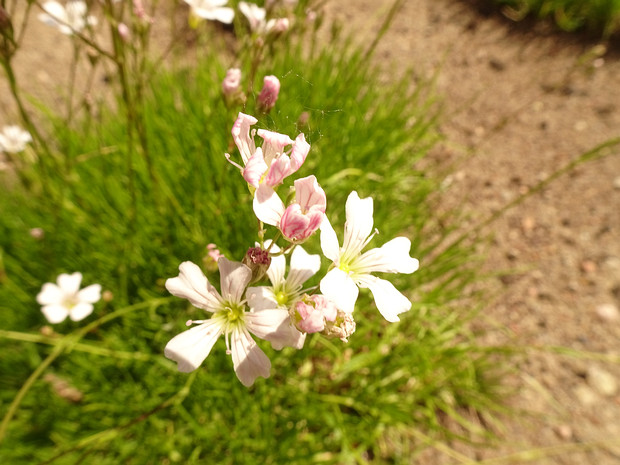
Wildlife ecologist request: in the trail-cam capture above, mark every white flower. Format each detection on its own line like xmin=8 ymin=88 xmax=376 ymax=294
xmin=238 ymin=1 xmax=287 ymax=33
xmin=38 ymin=1 xmax=97 ymax=35
xmin=36 ymin=272 xmax=101 ymax=323
xmin=246 ymin=244 xmax=321 ymax=348
xmin=184 ymin=0 xmax=235 ymax=24
xmin=164 ymin=258 xmax=299 ymax=387
xmin=0 ymin=125 xmax=32 ymax=154
xmin=238 ymin=1 xmax=266 ymax=30
xmin=319 ymin=191 xmax=419 ymax=322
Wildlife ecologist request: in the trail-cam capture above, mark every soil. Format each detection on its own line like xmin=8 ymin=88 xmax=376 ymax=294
xmin=2 ymin=1 xmax=620 ymax=464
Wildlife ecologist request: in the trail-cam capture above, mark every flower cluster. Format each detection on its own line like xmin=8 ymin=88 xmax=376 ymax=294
xmin=164 ymin=110 xmax=420 ymax=387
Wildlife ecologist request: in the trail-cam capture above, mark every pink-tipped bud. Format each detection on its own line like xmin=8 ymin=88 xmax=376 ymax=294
xmin=269 ymin=18 xmax=289 ymax=34
xmin=118 ymin=23 xmax=131 ymax=42
xmin=203 ymin=243 xmax=224 ymax=272
xmin=280 ymin=204 xmax=323 ymax=242
xmin=257 ymin=75 xmax=280 ymax=113
xmin=279 ymin=175 xmax=326 ymax=242
xmin=222 ymin=68 xmax=242 ymax=96
xmin=29 ymin=227 xmax=45 ymax=240
xmin=291 ymin=294 xmax=337 ymax=334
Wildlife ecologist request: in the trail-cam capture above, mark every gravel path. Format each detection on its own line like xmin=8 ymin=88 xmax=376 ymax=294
xmin=327 ymin=0 xmax=620 ymax=463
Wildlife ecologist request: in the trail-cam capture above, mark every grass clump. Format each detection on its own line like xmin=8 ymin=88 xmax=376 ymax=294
xmin=0 ymin=7 xmax=506 ymax=465
xmin=489 ymin=0 xmax=620 ymax=37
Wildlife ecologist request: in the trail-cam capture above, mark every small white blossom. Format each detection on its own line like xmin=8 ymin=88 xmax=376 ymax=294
xmin=184 ymin=0 xmax=235 ymax=24
xmin=38 ymin=1 xmax=97 ymax=35
xmin=0 ymin=125 xmax=32 ymax=154
xmin=246 ymin=243 xmax=321 ymax=348
xmin=165 ymin=258 xmax=301 ymax=387
xmin=320 ymin=191 xmax=419 ymax=322
xmin=37 ymin=272 xmax=101 ymax=323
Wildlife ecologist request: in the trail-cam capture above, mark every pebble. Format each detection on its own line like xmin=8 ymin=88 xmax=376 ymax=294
xmin=580 ymin=260 xmax=597 ymax=274
xmin=613 ymin=176 xmax=620 ymax=190
xmin=574 ymin=385 xmax=599 ymax=406
xmin=596 ymin=303 xmax=619 ymax=322
xmin=554 ymin=424 xmax=573 ymax=440
xmin=587 ymin=366 xmax=618 ymax=397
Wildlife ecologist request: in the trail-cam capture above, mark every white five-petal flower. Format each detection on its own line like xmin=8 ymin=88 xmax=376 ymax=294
xmin=319 ymin=191 xmax=419 ymax=322
xmin=38 ymin=1 xmax=97 ymax=35
xmin=246 ymin=244 xmax=321 ymax=348
xmin=164 ymin=258 xmax=299 ymax=387
xmin=0 ymin=125 xmax=32 ymax=154
xmin=184 ymin=0 xmax=235 ymax=24
xmin=36 ymin=272 xmax=101 ymax=323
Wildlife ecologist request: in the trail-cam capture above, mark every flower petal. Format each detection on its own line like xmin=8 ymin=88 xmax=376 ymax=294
xmin=286 ymin=246 xmax=320 ymax=291
xmin=342 ymin=191 xmax=374 ymax=257
xmin=231 ymin=327 xmax=271 ymax=387
xmin=231 ymin=112 xmax=257 ymax=164
xmin=246 ymin=309 xmax=306 ymax=350
xmin=246 ymin=286 xmax=278 ymax=311
xmin=36 ymin=283 xmax=63 ymax=305
xmin=242 ymin=147 xmax=268 ymax=188
xmin=319 ymin=215 xmax=340 ymax=263
xmin=294 ymin=175 xmax=326 ymax=213
xmin=197 ymin=7 xmax=234 ymax=23
xmin=57 ymin=272 xmax=83 ymax=295
xmin=355 ymin=237 xmax=420 ymax=274
xmin=218 ymin=258 xmax=252 ymax=303
xmin=166 ymin=262 xmax=221 ymax=312
xmin=253 ymin=184 xmax=285 ymax=227
xmin=265 ymin=242 xmax=286 ymax=287
xmin=356 ymin=275 xmax=411 ymax=322
xmin=320 ymin=268 xmax=359 ymax=314
xmin=164 ymin=320 xmax=224 ymax=373
xmin=77 ymin=283 xmax=102 ymax=303
xmin=41 ymin=304 xmax=69 ymax=324
xmin=264 ymin=155 xmax=292 ymax=187
xmin=290 ymin=133 xmax=310 ymax=172
xmin=69 ymin=302 xmax=93 ymax=321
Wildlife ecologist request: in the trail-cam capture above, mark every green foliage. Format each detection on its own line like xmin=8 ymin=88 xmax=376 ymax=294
xmin=0 ymin=25 xmax=505 ymax=465
xmin=492 ymin=0 xmax=620 ymax=36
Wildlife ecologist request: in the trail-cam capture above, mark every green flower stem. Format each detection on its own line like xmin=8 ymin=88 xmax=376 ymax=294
xmin=0 ymin=329 xmax=166 ymax=363
xmin=0 ymin=297 xmax=172 ymax=444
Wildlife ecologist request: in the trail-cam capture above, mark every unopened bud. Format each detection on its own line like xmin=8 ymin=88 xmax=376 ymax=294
xmin=29 ymin=227 xmax=45 ymax=240
xmin=257 ymin=75 xmax=280 ymax=113
xmin=290 ymin=294 xmax=338 ymax=334
xmin=203 ymin=243 xmax=223 ymax=272
xmin=242 ymin=246 xmax=271 ymax=284
xmin=102 ymin=290 xmax=114 ymax=302
xmin=269 ymin=18 xmax=289 ymax=34
xmin=0 ymin=5 xmax=11 ymax=31
xmin=222 ymin=68 xmax=241 ymax=96
xmin=118 ymin=23 xmax=131 ymax=42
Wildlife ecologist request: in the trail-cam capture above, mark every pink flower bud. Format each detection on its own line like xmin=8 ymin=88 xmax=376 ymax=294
xmin=257 ymin=75 xmax=280 ymax=113
xmin=280 ymin=205 xmax=323 ymax=242
xmin=293 ymin=294 xmax=337 ymax=334
xmin=222 ymin=68 xmax=242 ymax=96
xmin=269 ymin=18 xmax=289 ymax=34
xmin=279 ymin=175 xmax=326 ymax=242
xmin=118 ymin=23 xmax=131 ymax=42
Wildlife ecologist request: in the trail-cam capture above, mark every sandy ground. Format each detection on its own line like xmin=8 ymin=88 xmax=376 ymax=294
xmin=324 ymin=1 xmax=620 ymax=463
xmin=2 ymin=1 xmax=620 ymax=464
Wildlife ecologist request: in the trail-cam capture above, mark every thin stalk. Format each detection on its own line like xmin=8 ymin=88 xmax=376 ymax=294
xmin=363 ymin=0 xmax=405 ymax=61
xmin=66 ymin=39 xmax=80 ymax=124
xmin=0 ymin=329 xmax=160 ymax=362
xmin=37 ymin=372 xmax=197 ymax=465
xmin=0 ymin=297 xmax=172 ymax=444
